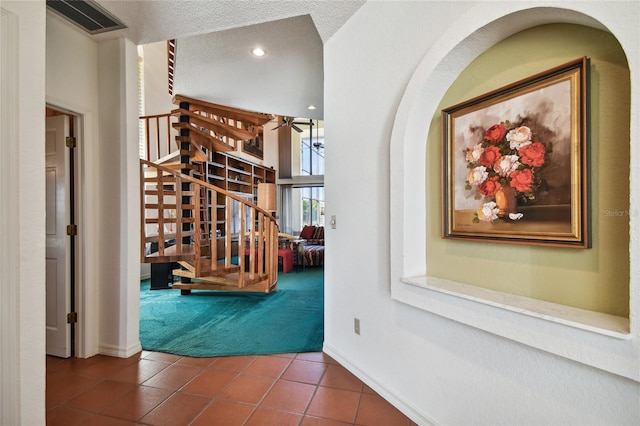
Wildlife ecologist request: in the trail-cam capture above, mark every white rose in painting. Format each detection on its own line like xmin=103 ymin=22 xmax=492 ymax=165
xmin=466 ymin=144 xmax=484 ymax=163
xmin=506 ymin=126 xmax=533 ymax=149
xmin=467 ymin=166 xmax=488 ymax=186
xmin=494 ymin=154 xmax=520 ymax=177
xmin=477 ymin=201 xmax=500 ymax=222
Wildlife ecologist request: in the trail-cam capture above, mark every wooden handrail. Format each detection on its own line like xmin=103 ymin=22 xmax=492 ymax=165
xmin=141 ymin=113 xmax=175 ymax=119
xmin=172 ymin=95 xmax=273 ymax=155
xmin=142 ymin=159 xmax=275 ymax=211
xmin=171 ymin=108 xmax=258 ymax=141
xmin=140 ymin=97 xmax=273 ymax=163
xmin=173 ymin=95 xmax=272 ymax=127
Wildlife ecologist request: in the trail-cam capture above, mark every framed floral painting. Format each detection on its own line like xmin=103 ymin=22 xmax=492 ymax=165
xmin=441 ymin=57 xmax=590 ymax=248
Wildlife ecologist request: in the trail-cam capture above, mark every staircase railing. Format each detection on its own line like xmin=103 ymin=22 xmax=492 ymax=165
xmin=141 ymin=159 xmax=279 ymax=292
xmin=172 ymin=95 xmax=271 ymax=154
xmin=139 ymin=113 xmax=177 ymax=162
xmin=140 ymin=95 xmax=271 ymax=163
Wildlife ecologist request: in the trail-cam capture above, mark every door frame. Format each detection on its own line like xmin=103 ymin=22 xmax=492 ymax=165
xmin=45 ymin=104 xmax=82 ymax=357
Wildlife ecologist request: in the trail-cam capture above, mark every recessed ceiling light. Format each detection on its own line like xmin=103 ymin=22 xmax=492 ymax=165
xmin=251 ymin=47 xmax=266 ymax=57
xmin=307 ymin=105 xmax=316 ymax=110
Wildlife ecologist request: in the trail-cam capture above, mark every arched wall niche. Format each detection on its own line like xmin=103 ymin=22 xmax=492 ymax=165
xmin=389 ymin=3 xmax=639 ymax=382
xmin=431 ymin=25 xmax=629 ymax=314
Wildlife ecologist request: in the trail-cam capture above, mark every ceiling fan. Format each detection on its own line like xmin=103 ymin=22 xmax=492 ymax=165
xmin=272 ymin=117 xmax=312 ymax=133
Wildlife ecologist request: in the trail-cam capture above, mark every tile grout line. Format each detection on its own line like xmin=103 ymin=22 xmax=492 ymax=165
xmin=144 ymin=356 xmax=234 ymax=424
xmin=298 ymin=354 xmax=332 ymax=423
xmin=49 ymin=351 xmax=404 ymax=426
xmin=240 ymin=354 xmax=297 ymax=425
xmin=104 ymin=353 xmax=195 ymax=423
xmin=178 ymin=354 xmax=293 ymax=426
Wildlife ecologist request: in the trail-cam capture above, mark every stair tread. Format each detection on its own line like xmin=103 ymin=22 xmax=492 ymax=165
xmin=145 ymin=231 xmax=195 ymax=243
xmin=144 ymin=243 xmax=198 ymax=261
xmin=172 ymin=262 xmax=240 ymax=278
xmin=172 ymin=274 xmax=275 ymax=293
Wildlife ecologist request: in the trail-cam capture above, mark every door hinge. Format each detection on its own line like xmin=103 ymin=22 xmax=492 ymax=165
xmin=66 ymin=224 xmax=77 ymax=236
xmin=66 ymin=136 xmax=77 ymax=148
xmin=66 ymin=312 xmax=78 ymax=324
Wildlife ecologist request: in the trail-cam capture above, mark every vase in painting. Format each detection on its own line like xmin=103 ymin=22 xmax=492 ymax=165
xmin=495 ymin=185 xmax=517 ymax=217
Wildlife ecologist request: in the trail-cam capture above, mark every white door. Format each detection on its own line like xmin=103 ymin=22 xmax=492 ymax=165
xmin=45 ymin=115 xmax=71 ymax=357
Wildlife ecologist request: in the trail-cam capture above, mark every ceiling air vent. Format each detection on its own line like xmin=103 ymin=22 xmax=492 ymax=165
xmin=46 ymin=0 xmax=126 ymax=35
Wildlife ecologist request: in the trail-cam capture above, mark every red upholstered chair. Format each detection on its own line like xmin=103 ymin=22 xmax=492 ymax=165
xmin=298 ymin=225 xmax=313 ymax=239
xmin=299 ymin=226 xmax=325 ymax=267
xmin=280 ymin=227 xmax=325 ymax=268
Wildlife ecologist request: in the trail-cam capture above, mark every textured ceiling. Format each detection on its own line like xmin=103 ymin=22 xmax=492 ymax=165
xmin=93 ymin=1 xmax=365 ymax=45
xmin=174 ymin=15 xmax=324 ymax=119
xmin=88 ymin=1 xmax=365 ymax=119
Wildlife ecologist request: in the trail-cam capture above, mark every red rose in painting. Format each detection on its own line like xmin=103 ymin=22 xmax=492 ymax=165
xmin=478 ymin=176 xmax=501 ymax=197
xmin=464 ymin=115 xmax=554 ymax=225
xmin=478 ymin=145 xmax=501 ymax=168
xmin=518 ymin=142 xmax=546 ymax=167
xmin=484 ymin=123 xmax=506 ymax=144
xmin=509 ymin=169 xmax=534 ymax=193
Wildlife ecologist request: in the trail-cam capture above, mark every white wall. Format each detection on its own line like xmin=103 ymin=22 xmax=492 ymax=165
xmin=46 ymin=10 xmax=101 ymax=358
xmin=97 ymin=38 xmax=142 ymax=357
xmin=324 ymin=1 xmax=640 ymax=424
xmin=1 ymin=2 xmax=46 ymax=425
xmin=7 ymin=2 xmax=638 ymax=424
xmin=1 ymin=8 xmax=141 ymax=423
xmin=47 ymin=13 xmax=141 ymax=358
xmin=262 ymin=117 xmax=280 ymax=170
xmin=141 ymin=41 xmax=174 ymax=116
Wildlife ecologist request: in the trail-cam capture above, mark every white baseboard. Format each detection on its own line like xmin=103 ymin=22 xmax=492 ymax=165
xmin=140 ymin=263 xmax=151 ymax=281
xmin=323 ymin=343 xmax=436 ymax=426
xmin=99 ymin=341 xmax=142 ymax=358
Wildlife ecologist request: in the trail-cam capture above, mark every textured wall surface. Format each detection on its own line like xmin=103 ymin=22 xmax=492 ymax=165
xmin=4 ymin=1 xmax=639 ymax=425
xmin=2 ymin=2 xmax=47 ymax=425
xmin=326 ymin=1 xmax=640 ymax=424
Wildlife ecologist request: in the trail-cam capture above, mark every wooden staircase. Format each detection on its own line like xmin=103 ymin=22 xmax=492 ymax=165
xmin=140 ymin=95 xmax=278 ymax=293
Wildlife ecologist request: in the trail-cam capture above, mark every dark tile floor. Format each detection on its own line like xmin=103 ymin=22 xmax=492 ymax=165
xmin=46 ymin=350 xmax=416 ymax=425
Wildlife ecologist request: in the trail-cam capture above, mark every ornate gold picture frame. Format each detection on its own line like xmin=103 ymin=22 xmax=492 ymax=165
xmin=442 ymin=57 xmax=590 ymax=248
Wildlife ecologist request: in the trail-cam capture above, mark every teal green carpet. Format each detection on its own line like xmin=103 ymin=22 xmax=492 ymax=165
xmin=139 ymin=268 xmax=324 ymax=357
